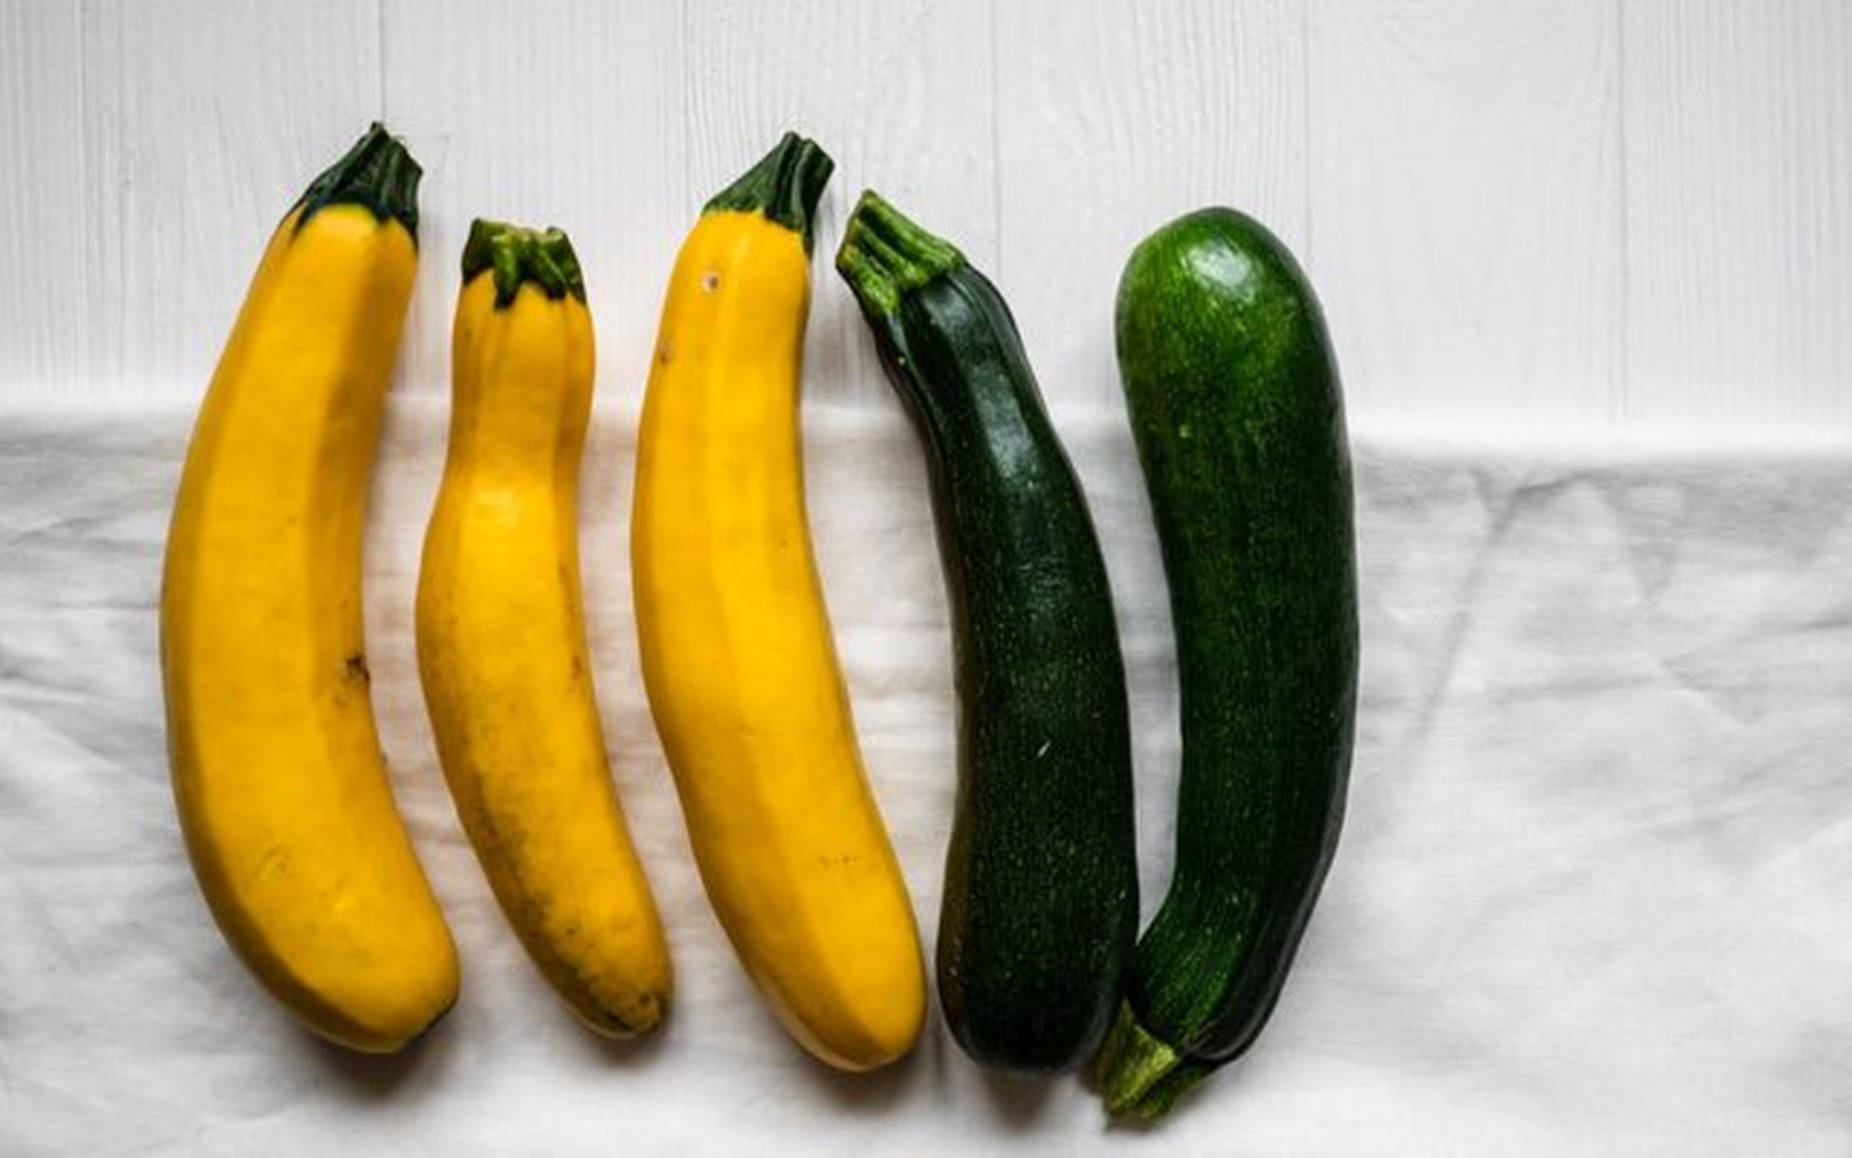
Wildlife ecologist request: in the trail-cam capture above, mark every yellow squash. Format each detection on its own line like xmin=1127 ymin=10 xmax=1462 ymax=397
xmin=418 ymin=221 xmax=671 ymax=1036
xmin=161 ymin=124 xmax=458 ymax=1053
xmin=631 ymin=134 xmax=925 ymax=1071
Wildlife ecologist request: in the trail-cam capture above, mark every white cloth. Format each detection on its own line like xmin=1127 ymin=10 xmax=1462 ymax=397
xmin=2 ymin=398 xmax=1848 ymax=1155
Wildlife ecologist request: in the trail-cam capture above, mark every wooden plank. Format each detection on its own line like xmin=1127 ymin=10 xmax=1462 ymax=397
xmin=997 ymin=0 xmax=1309 ymax=411
xmin=1308 ymin=0 xmax=1623 ymax=428
xmin=77 ymin=0 xmax=381 ymax=398
xmin=682 ymin=0 xmax=996 ymax=405
xmin=0 ymin=1 xmax=85 ymax=401
xmin=1622 ymin=1 xmax=1852 ymax=431
xmin=381 ymin=0 xmax=686 ymax=404
xmin=7 ymin=0 xmax=1846 ymax=431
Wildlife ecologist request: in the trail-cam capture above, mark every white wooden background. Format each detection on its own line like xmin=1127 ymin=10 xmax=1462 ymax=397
xmin=1 ymin=0 xmax=1848 ymax=432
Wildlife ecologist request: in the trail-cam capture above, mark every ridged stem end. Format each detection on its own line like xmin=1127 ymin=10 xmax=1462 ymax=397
xmin=461 ymin=218 xmax=585 ymax=307
xmin=703 ymin=131 xmax=834 ymax=254
xmin=1117 ymin=1058 xmax=1216 ymax=1122
xmin=833 ymin=190 xmax=965 ymax=317
xmin=294 ymin=122 xmax=422 ymax=242
xmin=1096 ymin=1001 xmax=1188 ymax=1119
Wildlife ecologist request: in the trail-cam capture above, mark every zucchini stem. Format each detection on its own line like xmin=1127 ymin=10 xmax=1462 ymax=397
xmin=461 ymin=219 xmax=585 ymax=308
xmin=704 ymin=131 xmax=834 ymax=254
xmin=1097 ymin=1001 xmax=1186 ymax=1117
xmin=834 ymin=190 xmax=965 ymax=317
xmin=1124 ymin=1059 xmax=1215 ymax=1120
xmin=294 ymin=122 xmax=422 ymax=243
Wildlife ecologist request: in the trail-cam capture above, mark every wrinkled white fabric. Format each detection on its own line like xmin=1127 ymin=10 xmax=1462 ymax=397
xmin=1 ymin=398 xmax=1848 ymax=1156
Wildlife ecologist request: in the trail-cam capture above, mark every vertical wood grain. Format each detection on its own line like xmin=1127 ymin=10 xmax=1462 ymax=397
xmin=77 ymin=0 xmax=381 ymax=398
xmin=681 ymin=0 xmax=996 ymax=405
xmin=997 ymin=0 xmax=1309 ymax=409
xmin=1622 ymin=1 xmax=1852 ymax=432
xmin=381 ymin=0 xmax=686 ymax=405
xmin=0 ymin=0 xmax=1848 ymax=430
xmin=1309 ymin=0 xmax=1623 ymax=427
xmin=0 ymin=1 xmax=85 ymax=398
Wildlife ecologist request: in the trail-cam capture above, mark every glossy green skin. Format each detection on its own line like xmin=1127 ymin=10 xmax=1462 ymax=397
xmin=855 ymin=262 xmax=1138 ymax=1076
xmin=1115 ymin=208 xmax=1356 ymax=1083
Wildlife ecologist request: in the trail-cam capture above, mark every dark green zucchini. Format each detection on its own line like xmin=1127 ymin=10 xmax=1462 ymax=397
xmin=835 ymin=192 xmax=1137 ymax=1076
xmin=1096 ymin=208 xmax=1356 ymax=1119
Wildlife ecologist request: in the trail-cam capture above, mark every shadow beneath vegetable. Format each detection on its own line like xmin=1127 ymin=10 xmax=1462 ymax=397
xmin=563 ymin=1012 xmax=673 ymax=1070
xmin=979 ymin=1067 xmax=1056 ymax=1130
xmin=791 ymin=1019 xmax=934 ymax=1116
xmin=1104 ymin=1115 xmax=1163 ymax=1134
xmin=303 ymin=1009 xmax=455 ymax=1102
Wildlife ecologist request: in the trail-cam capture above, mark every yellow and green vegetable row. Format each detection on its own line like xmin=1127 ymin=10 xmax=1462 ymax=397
xmin=160 ymin=124 xmax=1354 ymax=1124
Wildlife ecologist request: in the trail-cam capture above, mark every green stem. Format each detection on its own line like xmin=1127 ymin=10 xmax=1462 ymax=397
xmin=293 ymin=122 xmax=422 ymax=243
xmin=833 ymin=190 xmax=965 ymax=317
xmin=1123 ymin=1059 xmax=1216 ymax=1120
xmin=703 ymin=131 xmax=834 ymax=254
xmin=461 ymin=219 xmax=585 ymax=308
xmin=1096 ymin=1001 xmax=1185 ymax=1116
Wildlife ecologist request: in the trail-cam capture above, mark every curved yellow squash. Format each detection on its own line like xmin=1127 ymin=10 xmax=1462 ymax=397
xmin=417 ymin=221 xmax=671 ymax=1037
xmin=161 ymin=126 xmax=458 ymax=1053
xmin=631 ymin=135 xmax=924 ymax=1071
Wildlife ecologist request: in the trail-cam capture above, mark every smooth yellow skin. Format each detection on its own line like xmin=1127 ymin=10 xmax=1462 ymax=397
xmin=632 ymin=210 xmax=925 ymax=1071
xmin=162 ymin=204 xmax=459 ymax=1053
xmin=418 ymin=274 xmax=672 ymax=1036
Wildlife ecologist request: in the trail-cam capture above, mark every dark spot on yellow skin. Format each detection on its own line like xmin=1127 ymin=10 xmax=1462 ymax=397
xmin=345 ymin=653 xmax=369 ymax=685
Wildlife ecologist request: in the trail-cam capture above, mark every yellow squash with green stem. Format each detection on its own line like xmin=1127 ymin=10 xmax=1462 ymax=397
xmin=417 ymin=220 xmax=671 ymax=1037
xmin=631 ymin=134 xmax=925 ymax=1071
xmin=161 ymin=124 xmax=458 ymax=1053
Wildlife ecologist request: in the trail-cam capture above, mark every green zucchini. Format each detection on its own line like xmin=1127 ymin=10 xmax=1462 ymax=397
xmin=1096 ymin=208 xmax=1356 ymax=1119
xmin=836 ymin=192 xmax=1138 ymax=1076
